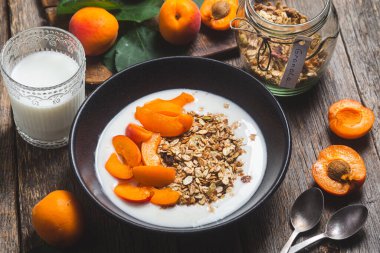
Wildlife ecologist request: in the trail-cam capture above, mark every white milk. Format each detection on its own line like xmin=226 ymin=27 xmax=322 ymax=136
xmin=95 ymin=89 xmax=267 ymax=228
xmin=10 ymin=51 xmax=84 ymax=142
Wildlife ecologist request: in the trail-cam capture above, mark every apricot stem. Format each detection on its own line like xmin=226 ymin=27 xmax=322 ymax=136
xmin=327 ymin=159 xmax=351 ymax=183
xmin=212 ymin=1 xmax=230 ymax=20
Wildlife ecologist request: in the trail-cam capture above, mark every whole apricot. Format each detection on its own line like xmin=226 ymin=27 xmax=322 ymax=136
xmin=32 ymin=190 xmax=84 ymax=247
xmin=159 ymin=0 xmax=201 ymax=45
xmin=69 ymin=7 xmax=119 ymax=56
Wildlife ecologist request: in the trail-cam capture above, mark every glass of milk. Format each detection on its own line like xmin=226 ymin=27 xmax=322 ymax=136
xmin=0 ymin=27 xmax=85 ymax=149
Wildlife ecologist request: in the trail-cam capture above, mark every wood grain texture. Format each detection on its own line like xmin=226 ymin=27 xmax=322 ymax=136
xmin=41 ymin=0 xmax=58 ymax=8
xmin=334 ymin=0 xmax=380 ymax=167
xmin=0 ymin=0 xmax=19 ymax=252
xmin=4 ymin=0 xmax=380 ymax=252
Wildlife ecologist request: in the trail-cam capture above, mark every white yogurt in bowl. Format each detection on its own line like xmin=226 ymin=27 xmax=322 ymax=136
xmin=95 ymin=89 xmax=267 ymax=228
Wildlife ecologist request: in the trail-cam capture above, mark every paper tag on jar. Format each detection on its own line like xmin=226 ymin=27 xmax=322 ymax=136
xmin=279 ymin=35 xmax=312 ymax=88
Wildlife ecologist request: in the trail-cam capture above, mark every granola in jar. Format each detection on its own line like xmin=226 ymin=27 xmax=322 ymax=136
xmin=233 ymin=0 xmax=339 ymax=96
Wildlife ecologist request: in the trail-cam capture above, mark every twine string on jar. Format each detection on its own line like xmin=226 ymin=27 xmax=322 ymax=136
xmin=230 ymin=17 xmax=326 ymax=72
xmin=231 ymin=17 xmax=273 ymax=71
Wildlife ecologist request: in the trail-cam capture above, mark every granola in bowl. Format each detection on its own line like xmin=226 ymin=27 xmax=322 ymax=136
xmin=95 ymin=89 xmax=267 ymax=227
xmin=159 ymin=112 xmax=247 ymax=206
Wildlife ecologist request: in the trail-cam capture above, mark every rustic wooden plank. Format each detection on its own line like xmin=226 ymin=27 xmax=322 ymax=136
xmin=234 ymin=35 xmax=375 ymax=253
xmin=331 ymin=0 xmax=380 ymax=250
xmin=189 ymin=27 xmax=237 ymax=57
xmin=8 ymin=2 xmax=175 ymax=253
xmin=333 ymin=0 xmax=380 ymax=167
xmin=11 ymin=1 xmax=380 ymax=253
xmin=45 ymin=7 xmax=57 ymax=26
xmin=0 ymin=1 xmax=20 ymax=252
xmin=41 ymin=0 xmax=58 ymax=8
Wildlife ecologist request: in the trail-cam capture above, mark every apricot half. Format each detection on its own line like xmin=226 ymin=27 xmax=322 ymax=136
xmin=329 ymin=99 xmax=375 ymax=139
xmin=105 ymin=153 xmax=133 ymax=179
xmin=150 ymin=188 xmax=180 ymax=206
xmin=125 ymin=123 xmax=153 ymax=144
xmin=312 ymin=145 xmax=366 ymax=196
xmin=114 ymin=183 xmax=152 ymax=203
xmin=112 ymin=135 xmax=141 ymax=166
xmin=135 ymin=106 xmax=193 ymax=137
xmin=132 ymin=166 xmax=176 ymax=187
xmin=143 ymin=99 xmax=183 ymax=116
xmin=141 ymin=133 xmax=162 ymax=166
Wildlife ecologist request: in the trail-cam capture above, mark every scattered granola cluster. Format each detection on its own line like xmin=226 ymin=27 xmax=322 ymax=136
xmin=238 ymin=2 xmax=326 ymax=86
xmin=158 ymin=112 xmax=246 ymax=206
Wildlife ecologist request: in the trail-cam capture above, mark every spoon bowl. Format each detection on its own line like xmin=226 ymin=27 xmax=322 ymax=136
xmin=291 ymin=187 xmax=324 ymax=231
xmin=326 ymin=204 xmax=368 ymax=240
xmin=280 ymin=187 xmax=324 ymax=253
xmin=289 ymin=204 xmax=368 ymax=253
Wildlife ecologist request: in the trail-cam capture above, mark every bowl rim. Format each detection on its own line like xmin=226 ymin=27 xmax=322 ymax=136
xmin=69 ymin=56 xmax=291 ymax=233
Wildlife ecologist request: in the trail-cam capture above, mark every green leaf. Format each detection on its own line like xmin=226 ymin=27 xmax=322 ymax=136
xmin=116 ymin=0 xmax=163 ymax=23
xmin=103 ymin=44 xmax=117 ymax=72
xmin=193 ymin=0 xmax=204 ymax=7
xmin=112 ymin=25 xmax=187 ymax=72
xmin=57 ymin=0 xmax=123 ymax=15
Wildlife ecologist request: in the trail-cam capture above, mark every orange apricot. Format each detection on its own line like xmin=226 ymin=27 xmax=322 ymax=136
xmin=312 ymin=145 xmax=366 ymax=196
xmin=112 ymin=135 xmax=141 ymax=167
xmin=141 ymin=133 xmax=162 ymax=166
xmin=125 ymin=123 xmax=153 ymax=144
xmin=159 ymin=0 xmax=201 ymax=45
xmin=178 ymin=113 xmax=194 ymax=132
xmin=114 ymin=183 xmax=152 ymax=203
xmin=143 ymin=99 xmax=183 ymax=116
xmin=32 ymin=190 xmax=83 ymax=247
xmin=200 ymin=0 xmax=238 ymax=31
xmin=69 ymin=7 xmax=119 ymax=56
xmin=167 ymin=92 xmax=195 ymax=107
xmin=328 ymin=99 xmax=375 ymax=139
xmin=135 ymin=106 xmax=193 ymax=137
xmin=105 ymin=153 xmax=133 ymax=180
xmin=132 ymin=166 xmax=176 ymax=187
xmin=150 ymin=188 xmax=180 ymax=206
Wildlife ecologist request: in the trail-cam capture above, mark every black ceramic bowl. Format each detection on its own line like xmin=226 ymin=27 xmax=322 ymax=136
xmin=70 ymin=56 xmax=291 ymax=233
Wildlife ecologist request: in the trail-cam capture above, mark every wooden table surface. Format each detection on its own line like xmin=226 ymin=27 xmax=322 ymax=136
xmin=1 ymin=0 xmax=379 ymax=252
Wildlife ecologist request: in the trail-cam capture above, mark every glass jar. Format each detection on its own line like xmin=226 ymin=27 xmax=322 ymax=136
xmin=232 ymin=0 xmax=339 ymax=96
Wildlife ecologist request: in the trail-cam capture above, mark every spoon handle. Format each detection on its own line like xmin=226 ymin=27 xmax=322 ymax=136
xmin=280 ymin=230 xmax=299 ymax=253
xmin=288 ymin=233 xmax=327 ymax=253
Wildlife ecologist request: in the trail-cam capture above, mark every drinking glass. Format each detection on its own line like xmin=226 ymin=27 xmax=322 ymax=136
xmin=0 ymin=27 xmax=86 ymax=149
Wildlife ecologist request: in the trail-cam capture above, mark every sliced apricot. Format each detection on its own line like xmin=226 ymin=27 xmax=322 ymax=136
xmin=312 ymin=145 xmax=366 ymax=196
xmin=167 ymin=92 xmax=194 ymax=107
xmin=132 ymin=165 xmax=176 ymax=187
xmin=150 ymin=188 xmax=180 ymax=206
xmin=178 ymin=113 xmax=194 ymax=132
xmin=135 ymin=106 xmax=193 ymax=137
xmin=125 ymin=123 xmax=153 ymax=144
xmin=329 ymin=99 xmax=375 ymax=139
xmin=143 ymin=99 xmax=183 ymax=116
xmin=114 ymin=183 xmax=152 ymax=203
xmin=105 ymin=153 xmax=133 ymax=179
xmin=112 ymin=135 xmax=141 ymax=166
xmin=141 ymin=133 xmax=162 ymax=166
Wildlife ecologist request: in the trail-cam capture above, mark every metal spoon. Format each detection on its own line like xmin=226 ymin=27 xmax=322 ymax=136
xmin=289 ymin=204 xmax=368 ymax=253
xmin=280 ymin=188 xmax=324 ymax=253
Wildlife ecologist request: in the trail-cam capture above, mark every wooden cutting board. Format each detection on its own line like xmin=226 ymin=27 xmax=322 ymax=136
xmin=41 ymin=0 xmax=238 ymax=85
